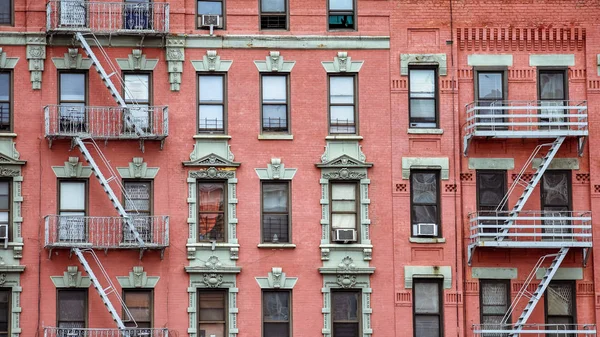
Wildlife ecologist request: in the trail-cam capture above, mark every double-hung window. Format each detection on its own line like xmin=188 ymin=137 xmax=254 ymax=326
xmin=261 ymin=75 xmax=289 ymax=133
xmin=262 ymin=182 xmax=290 ymax=243
xmin=123 ymin=181 xmax=152 ymax=243
xmin=410 ymin=171 xmax=440 ymax=237
xmin=198 ymin=290 xmax=227 ymax=337
xmin=475 ymin=69 xmax=507 ymax=129
xmin=58 ymin=181 xmax=87 ymax=243
xmin=198 ymin=181 xmax=226 ymax=242
xmin=332 ymin=290 xmax=360 ymax=337
xmin=476 ymin=171 xmax=506 ymax=235
xmin=0 ymin=0 xmax=12 ymax=26
xmin=409 ymin=67 xmax=437 ymax=128
xmin=198 ymin=75 xmax=226 ymax=134
xmin=0 ymin=181 xmax=10 ymax=244
xmin=538 ymin=69 xmax=568 ymax=129
xmin=328 ymin=0 xmax=355 ymax=30
xmin=59 ymin=73 xmax=87 ymax=133
xmin=263 ymin=291 xmax=291 ymax=337
xmin=0 ymin=73 xmax=11 ymax=131
xmin=57 ymin=289 xmax=87 ymax=330
xmin=329 ymin=76 xmax=357 ymax=134
xmin=197 ymin=0 xmax=224 ymax=29
xmin=480 ymin=280 xmax=510 ymax=334
xmin=123 ymin=290 xmax=153 ymax=329
xmin=0 ymin=289 xmax=9 ymax=337
xmin=330 ymin=182 xmax=358 ymax=243
xmin=260 ymin=0 xmax=287 ymax=30
xmin=413 ymin=279 xmax=443 ymax=337
xmin=541 ymin=171 xmax=572 ymax=238
xmin=545 ymin=281 xmax=575 ymax=336
xmin=123 ymin=73 xmax=151 ymax=131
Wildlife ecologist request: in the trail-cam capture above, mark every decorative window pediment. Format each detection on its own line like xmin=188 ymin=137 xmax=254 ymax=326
xmin=52 ymin=157 xmax=93 ymax=178
xmin=117 ymin=157 xmax=159 ymax=179
xmin=51 ymin=266 xmax=91 ymax=288
xmin=319 ymin=256 xmax=375 ymax=276
xmin=0 ymin=153 xmax=25 ymax=167
xmin=255 ymin=267 xmax=298 ymax=289
xmin=317 ymin=154 xmax=372 ymax=169
xmin=116 ymin=266 xmax=160 ymax=288
xmin=116 ymin=49 xmax=159 ymax=71
xmin=0 ymin=48 xmax=19 ymax=69
xmin=318 ymin=141 xmax=369 ymax=167
xmin=191 ymin=50 xmax=233 ymax=72
xmin=400 ymin=53 xmax=447 ymax=76
xmin=254 ymin=51 xmax=296 ymax=72
xmin=184 ymin=140 xmax=240 ymax=167
xmin=321 ymin=52 xmax=364 ymax=73
xmin=52 ymin=49 xmax=92 ymax=70
xmin=255 ymin=158 xmax=297 ymax=180
xmin=185 ymin=255 xmax=241 ymax=274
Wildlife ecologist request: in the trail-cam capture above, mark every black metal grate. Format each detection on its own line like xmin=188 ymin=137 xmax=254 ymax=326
xmin=261 ymin=15 xmax=286 ymax=30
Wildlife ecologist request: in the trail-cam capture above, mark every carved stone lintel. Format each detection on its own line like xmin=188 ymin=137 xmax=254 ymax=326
xmin=191 ymin=50 xmax=233 ymax=73
xmin=202 ymin=273 xmax=224 ymax=288
xmin=322 ymin=168 xmax=366 ymax=180
xmin=0 ymin=167 xmax=19 ymax=177
xmin=116 ymin=49 xmax=159 ymax=71
xmin=166 ymin=37 xmax=185 ymax=91
xmin=26 ymin=36 xmax=46 ymax=90
xmin=400 ymin=53 xmax=448 ymax=76
xmin=336 ymin=274 xmax=357 ymax=288
xmin=190 ymin=167 xmax=235 ymax=179
xmin=52 ymin=49 xmax=92 ymax=70
xmin=321 ymin=51 xmax=364 ymax=73
xmin=0 ymin=48 xmax=19 ymax=70
xmin=254 ymin=51 xmax=296 ymax=72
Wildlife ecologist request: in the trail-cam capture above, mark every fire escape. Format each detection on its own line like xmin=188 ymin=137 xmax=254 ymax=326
xmin=464 ymin=100 xmax=595 ymax=336
xmin=44 ymin=2 xmax=169 ymax=336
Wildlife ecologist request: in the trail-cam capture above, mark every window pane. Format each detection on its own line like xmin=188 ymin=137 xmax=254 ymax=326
xmin=60 ymin=182 xmax=85 ymax=210
xmin=199 ymin=291 xmax=225 ymax=321
xmin=413 ymin=205 xmax=437 ymax=224
xmin=263 ymin=105 xmax=287 ymax=130
xmin=124 ymin=74 xmax=149 ymax=101
xmin=481 ymin=282 xmax=508 ymax=315
xmin=199 ymin=323 xmax=225 ymax=337
xmin=330 ymin=106 xmax=354 ymax=125
xmin=410 ymin=70 xmax=435 ymax=98
xmin=124 ymin=182 xmax=151 ymax=212
xmin=198 ymin=183 xmax=224 ymax=212
xmin=263 ymin=183 xmax=288 ymax=213
xmin=60 ymin=74 xmax=85 ymax=101
xmin=0 ymin=182 xmax=8 ymax=210
xmin=58 ymin=290 xmax=86 ymax=321
xmin=547 ymin=283 xmax=573 ymax=316
xmin=199 ymin=105 xmax=224 ymax=130
xmin=478 ymin=172 xmax=505 ymax=207
xmin=329 ymin=0 xmax=353 ymax=10
xmin=264 ymin=323 xmax=290 ymax=337
xmin=332 ymin=291 xmax=359 ymax=321
xmin=410 ymin=99 xmax=435 ymax=119
xmin=198 ymin=214 xmax=224 ymax=240
xmin=263 ymin=214 xmax=289 ymax=243
xmin=0 ymin=1 xmax=10 ymax=25
xmin=333 ymin=323 xmax=359 ymax=337
xmin=330 ymin=77 xmax=354 ymax=104
xmin=415 ymin=315 xmax=440 ymax=337
xmin=478 ymin=72 xmax=503 ymax=100
xmin=412 ymin=173 xmax=437 ymax=203
xmin=263 ymin=292 xmax=289 ymax=321
xmin=124 ymin=291 xmax=151 ymax=322
xmin=262 ymin=76 xmax=287 ymax=103
xmin=540 ymin=73 xmax=565 ymax=100
xmin=332 ymin=214 xmax=356 ymax=229
xmin=197 ymin=1 xmax=223 ymax=15
xmin=261 ymin=0 xmax=285 ymax=12
xmin=332 ymin=184 xmax=356 ymax=200
xmin=332 ymin=200 xmax=356 ymax=212
xmin=199 ymin=76 xmax=224 ymax=102
xmin=414 ymin=282 xmax=440 ymax=313
xmin=542 ymin=172 xmax=569 ymax=206
xmin=0 ymin=74 xmax=8 ymax=101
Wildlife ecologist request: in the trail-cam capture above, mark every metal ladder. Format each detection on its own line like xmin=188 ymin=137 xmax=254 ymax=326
xmin=496 ymin=136 xmax=566 ymax=241
xmin=504 ymin=247 xmax=570 ymax=336
xmin=73 ymin=137 xmax=145 ymax=246
xmin=74 ymin=32 xmax=144 ymax=137
xmin=73 ymin=248 xmax=137 ymax=332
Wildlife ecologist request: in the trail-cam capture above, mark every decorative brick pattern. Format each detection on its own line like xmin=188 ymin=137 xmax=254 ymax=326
xmin=457 ymin=27 xmax=585 ymax=51
xmin=512 ymin=173 xmax=533 ymax=182
xmin=460 ymin=173 xmax=473 ymax=181
xmin=594 ymin=185 xmax=600 ymax=193
xmin=445 ymin=184 xmax=457 ymax=193
xmin=575 ymin=173 xmax=590 ymax=183
xmin=395 ymin=183 xmax=407 ymax=192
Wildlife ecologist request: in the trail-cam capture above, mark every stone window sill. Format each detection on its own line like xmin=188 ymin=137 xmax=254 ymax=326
xmin=407 ymin=128 xmax=444 ymax=135
xmin=258 ymin=134 xmax=294 ymax=140
xmin=325 ymin=135 xmax=363 ymax=140
xmin=0 ymin=133 xmax=17 ymax=138
xmin=193 ymin=134 xmax=232 ymax=139
xmin=409 ymin=237 xmax=446 ymax=244
xmin=257 ymin=243 xmax=296 ymax=249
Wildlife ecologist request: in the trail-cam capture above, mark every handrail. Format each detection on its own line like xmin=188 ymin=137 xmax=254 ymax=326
xmin=44 ymin=327 xmax=170 ymax=337
xmin=472 ymin=323 xmax=596 ymax=336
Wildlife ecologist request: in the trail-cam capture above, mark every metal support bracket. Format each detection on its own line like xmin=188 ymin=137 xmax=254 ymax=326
xmin=139 ymin=140 xmax=145 ymax=153
xmin=463 ymin=135 xmax=472 ymax=157
xmin=160 ymin=249 xmax=165 ymax=260
xmin=139 ymin=248 xmax=146 ymax=260
xmin=48 ymin=138 xmax=53 ymax=149
xmin=48 ymin=248 xmax=54 ymax=260
xmin=160 ymin=139 xmax=165 ymax=150
xmin=578 ymin=136 xmax=587 ymax=157
xmin=583 ymin=247 xmax=590 ymax=267
xmin=467 ymin=244 xmax=475 ymax=266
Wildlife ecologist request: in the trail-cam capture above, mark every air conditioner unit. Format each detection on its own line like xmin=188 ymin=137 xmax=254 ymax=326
xmin=0 ymin=224 xmax=8 ymax=249
xmin=413 ymin=223 xmax=437 ymax=237
xmin=200 ymin=14 xmax=222 ymax=28
xmin=333 ymin=229 xmax=357 ymax=243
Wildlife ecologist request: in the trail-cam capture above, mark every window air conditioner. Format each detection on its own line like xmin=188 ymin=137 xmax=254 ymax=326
xmin=333 ymin=228 xmax=357 ymax=243
xmin=200 ymin=14 xmax=222 ymax=28
xmin=413 ymin=223 xmax=437 ymax=237
xmin=0 ymin=224 xmax=8 ymax=249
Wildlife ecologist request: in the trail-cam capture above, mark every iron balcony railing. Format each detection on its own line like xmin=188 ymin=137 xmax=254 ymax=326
xmin=469 ymin=210 xmax=592 ymax=246
xmin=472 ymin=323 xmax=596 ymax=336
xmin=46 ymin=0 xmax=169 ymax=34
xmin=44 ymin=105 xmax=168 ymax=140
xmin=44 ymin=327 xmax=169 ymax=337
xmin=464 ymin=100 xmax=588 ymax=137
xmin=44 ymin=215 xmax=169 ymax=249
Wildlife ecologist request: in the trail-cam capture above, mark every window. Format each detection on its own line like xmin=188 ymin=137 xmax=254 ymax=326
xmin=476 ymin=171 xmax=506 ymax=234
xmin=263 ymin=291 xmax=291 ymax=337
xmin=0 ymin=289 xmax=9 ymax=337
xmin=260 ymin=0 xmax=287 ymax=30
xmin=57 ymin=289 xmax=87 ymax=330
xmin=261 ymin=75 xmax=289 ymax=133
xmin=58 ymin=181 xmax=87 ymax=242
xmin=0 ymin=181 xmax=10 ymax=243
xmin=0 ymin=73 xmax=11 ymax=131
xmin=198 ymin=75 xmax=226 ymax=134
xmin=541 ymin=171 xmax=572 ymax=237
xmin=475 ymin=69 xmax=507 ymax=129
xmin=198 ymin=290 xmax=227 ymax=337
xmin=59 ymin=73 xmax=87 ymax=133
xmin=262 ymin=182 xmax=290 ymax=243
xmin=545 ymin=281 xmax=575 ymax=337
xmin=480 ymin=280 xmax=510 ymax=334
xmin=328 ymin=0 xmax=355 ymax=30
xmin=330 ymin=182 xmax=358 ymax=242
xmin=0 ymin=0 xmax=12 ymax=26
xmin=413 ymin=279 xmax=442 ymax=337
xmin=198 ymin=181 xmax=226 ymax=242
xmin=538 ymin=69 xmax=568 ymax=128
xmin=123 ymin=73 xmax=151 ymax=130
xmin=410 ymin=171 xmax=440 ymax=237
xmin=123 ymin=181 xmax=152 ymax=243
xmin=197 ymin=0 xmax=224 ymax=28
xmin=123 ymin=290 xmax=152 ymax=329
xmin=332 ymin=290 xmax=360 ymax=337
xmin=329 ymin=76 xmax=357 ymax=134
xmin=409 ymin=67 xmax=437 ymax=128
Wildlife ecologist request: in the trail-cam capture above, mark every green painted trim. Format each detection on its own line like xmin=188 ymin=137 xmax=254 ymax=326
xmin=322 ymin=52 xmax=364 ymax=73
xmin=254 ymin=51 xmax=296 ymax=72
xmin=26 ymin=35 xmax=46 ymax=90
xmin=254 ymin=158 xmax=297 ymax=180
xmin=116 ymin=266 xmax=160 ymax=288
xmin=404 ymin=266 xmax=452 ymax=289
xmin=50 ymin=266 xmax=91 ymax=288
xmin=472 ymin=267 xmax=518 ymax=279
xmin=0 ymin=272 xmax=23 ymax=337
xmin=468 ymin=54 xmax=513 ymax=67
xmin=322 ymin=274 xmax=373 ymax=336
xmin=0 ymin=49 xmax=19 ymax=69
xmin=52 ymin=157 xmax=93 ymax=178
xmin=535 ymin=267 xmax=583 ymax=280
xmin=255 ymin=267 xmax=298 ymax=289
xmin=117 ymin=158 xmax=159 ymax=179
xmin=531 ymin=158 xmax=579 ymax=170
xmin=183 ymin=35 xmax=390 ymax=50
xmin=52 ymin=49 xmax=92 ymax=70
xmin=407 ymin=128 xmax=443 ymax=135
xmin=191 ymin=50 xmax=233 ymax=72
xmin=468 ymin=158 xmax=515 ymax=170
xmin=257 ymin=243 xmax=296 ymax=249
xmin=188 ymin=273 xmax=238 ymax=337
xmin=402 ymin=157 xmax=449 ymax=180
xmin=529 ymin=54 xmax=575 ymax=67
xmin=116 ymin=49 xmax=158 ymax=71
xmin=401 ymin=54 xmax=447 ymax=76
xmin=258 ymin=134 xmax=294 ymax=140
xmin=408 ymin=237 xmax=446 ymax=244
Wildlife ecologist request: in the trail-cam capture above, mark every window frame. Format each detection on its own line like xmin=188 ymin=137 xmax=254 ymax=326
xmin=329 ymin=181 xmax=359 ymax=243
xmin=122 ymin=179 xmax=153 ymax=243
xmin=412 ymin=278 xmax=443 ymax=337
xmin=262 ymin=290 xmax=292 ymax=337
xmin=196 ymin=0 xmax=226 ymax=29
xmin=261 ymin=181 xmax=291 ymax=244
xmin=259 ymin=0 xmax=288 ymax=30
xmin=0 ymin=0 xmax=13 ymax=26
xmin=328 ymin=74 xmax=358 ymax=135
xmin=56 ymin=289 xmax=88 ymax=329
xmin=122 ymin=289 xmax=153 ymax=329
xmin=544 ymin=280 xmax=577 ymax=332
xmin=197 ymin=289 xmax=228 ymax=336
xmin=197 ymin=73 xmax=227 ymax=134
xmin=327 ymin=0 xmax=357 ymax=31
xmin=260 ymin=74 xmax=290 ymax=134
xmin=0 ymin=71 xmax=12 ymax=132
xmin=331 ymin=289 xmax=361 ymax=337
xmin=474 ymin=67 xmax=508 ymax=104
xmin=197 ymin=180 xmax=227 ymax=242
xmin=58 ymin=71 xmax=88 ymax=133
xmin=479 ymin=279 xmax=511 ymax=330
xmin=408 ymin=66 xmax=439 ymax=129
xmin=57 ymin=179 xmax=88 ymax=216
xmin=0 ymin=179 xmax=12 ymax=242
xmin=122 ymin=72 xmax=153 ymax=131
xmin=410 ymin=170 xmax=441 ymax=237
xmin=0 ymin=288 xmax=10 ymax=336
xmin=537 ymin=67 xmax=569 ymax=102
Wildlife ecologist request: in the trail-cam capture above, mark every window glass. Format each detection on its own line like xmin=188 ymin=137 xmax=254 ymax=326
xmin=330 ymin=77 xmax=354 ymax=104
xmin=329 ymin=0 xmax=353 ymax=10
xmin=547 ymin=283 xmax=573 ymax=316
xmin=57 ymin=290 xmax=86 ymax=328
xmin=477 ymin=172 xmax=505 ymax=207
xmin=412 ymin=173 xmax=437 ymax=204
xmin=0 ymin=290 xmax=9 ymax=335
xmin=199 ymin=76 xmax=224 ymax=102
xmin=0 ymin=74 xmax=8 ymax=101
xmin=414 ymin=282 xmax=439 ymax=313
xmin=0 ymin=1 xmax=10 ymax=25
xmin=60 ymin=74 xmax=85 ymax=101
xmin=263 ymin=291 xmax=289 ymax=321
xmin=540 ymin=73 xmax=565 ymax=100
xmin=478 ymin=73 xmax=503 ymax=100
xmin=261 ymin=0 xmax=285 ymax=12
xmin=413 ymin=280 xmax=441 ymax=337
xmin=59 ymin=182 xmax=85 ymax=210
xmin=263 ymin=183 xmax=288 ymax=213
xmin=409 ymin=100 xmax=435 ymax=119
xmin=124 ymin=74 xmax=149 ymax=102
xmin=124 ymin=182 xmax=151 ymax=212
xmin=332 ymin=291 xmax=359 ymax=337
xmin=262 ymin=76 xmax=287 ymax=103
xmin=198 ymin=182 xmax=225 ymax=241
xmin=123 ymin=290 xmax=152 ymax=328
xmin=410 ymin=70 xmax=435 ymax=98
xmin=331 ymin=184 xmax=357 ymax=229
xmin=198 ymin=1 xmax=223 ymax=15
xmin=0 ymin=182 xmax=8 ymax=210
xmin=199 ymin=290 xmax=226 ymax=337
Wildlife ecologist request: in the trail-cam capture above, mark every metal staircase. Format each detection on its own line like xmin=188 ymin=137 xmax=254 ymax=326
xmin=504 ymin=247 xmax=570 ymax=336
